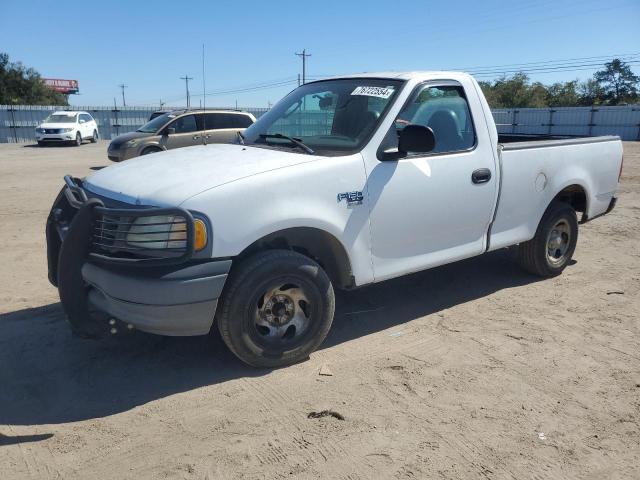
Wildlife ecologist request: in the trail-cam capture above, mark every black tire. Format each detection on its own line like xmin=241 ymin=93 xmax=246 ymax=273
xmin=217 ymin=250 xmax=335 ymax=368
xmin=37 ymin=141 xmax=45 ymax=147
xmin=90 ymin=130 xmax=98 ymax=143
xmin=74 ymin=132 xmax=82 ymax=146
xmin=516 ymin=201 xmax=578 ymax=277
xmin=141 ymin=147 xmax=161 ymax=155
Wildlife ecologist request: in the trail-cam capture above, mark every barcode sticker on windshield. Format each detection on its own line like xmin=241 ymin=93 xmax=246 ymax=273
xmin=351 ymin=86 xmax=394 ymax=98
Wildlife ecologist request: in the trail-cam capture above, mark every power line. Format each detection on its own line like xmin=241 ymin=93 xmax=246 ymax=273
xmin=308 ymin=54 xmax=640 ymax=82
xmin=450 ymin=52 xmax=640 ymax=72
xmin=295 ymin=49 xmax=311 ymax=85
xmin=191 ymin=78 xmax=298 ymax=98
xmin=118 ymin=83 xmax=127 ymax=106
xmin=470 ymin=61 xmax=640 ymax=78
xmin=180 ymin=74 xmax=193 ymax=108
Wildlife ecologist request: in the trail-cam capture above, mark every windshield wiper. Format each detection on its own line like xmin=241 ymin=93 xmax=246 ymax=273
xmin=259 ymin=133 xmax=315 ymax=154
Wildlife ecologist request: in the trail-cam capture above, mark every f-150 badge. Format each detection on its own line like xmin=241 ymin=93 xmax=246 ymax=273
xmin=337 ymin=191 xmax=363 ymax=206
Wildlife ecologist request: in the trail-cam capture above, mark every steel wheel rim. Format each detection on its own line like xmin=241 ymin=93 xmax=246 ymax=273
xmin=253 ymin=282 xmax=312 ymax=344
xmin=546 ymin=219 xmax=571 ymax=265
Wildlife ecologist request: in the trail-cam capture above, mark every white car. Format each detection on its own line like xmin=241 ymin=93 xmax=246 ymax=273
xmin=47 ymin=71 xmax=623 ymax=368
xmin=36 ymin=111 xmax=99 ymax=146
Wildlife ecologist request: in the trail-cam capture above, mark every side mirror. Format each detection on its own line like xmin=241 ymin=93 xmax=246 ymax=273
xmin=79 ymin=119 xmax=85 ymax=124
xmin=165 ymin=127 xmax=176 ymax=135
xmin=398 ymin=124 xmax=436 ymax=154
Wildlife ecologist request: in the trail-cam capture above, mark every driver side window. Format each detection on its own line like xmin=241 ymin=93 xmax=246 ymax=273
xmin=169 ymin=115 xmax=197 ymax=133
xmin=392 ymin=85 xmax=475 ymax=154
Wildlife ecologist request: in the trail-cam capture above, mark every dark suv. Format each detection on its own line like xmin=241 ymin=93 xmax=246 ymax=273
xmin=107 ymin=109 xmax=256 ymax=161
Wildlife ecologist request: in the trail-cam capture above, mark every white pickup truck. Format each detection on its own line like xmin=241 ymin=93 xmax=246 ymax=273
xmin=47 ymin=71 xmax=623 ymax=367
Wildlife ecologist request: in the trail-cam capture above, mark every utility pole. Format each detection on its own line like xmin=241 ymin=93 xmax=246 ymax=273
xmin=159 ymin=99 xmax=165 ymax=110
xmin=295 ymin=49 xmax=311 ymax=84
xmin=298 ymin=73 xmax=301 ymax=86
xmin=180 ymin=74 xmax=193 ymax=108
xmin=118 ymin=84 xmax=127 ymax=106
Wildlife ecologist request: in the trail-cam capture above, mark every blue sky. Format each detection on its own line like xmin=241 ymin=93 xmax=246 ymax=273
xmin=2 ymin=0 xmax=639 ymax=108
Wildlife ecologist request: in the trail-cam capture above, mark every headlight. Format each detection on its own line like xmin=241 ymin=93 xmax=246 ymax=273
xmin=124 ymin=139 xmax=138 ymax=148
xmin=62 ymin=128 xmax=74 ymax=133
xmin=36 ymin=128 xmax=44 ymax=133
xmin=125 ymin=215 xmax=207 ymax=251
xmin=126 ymin=215 xmax=187 ymax=249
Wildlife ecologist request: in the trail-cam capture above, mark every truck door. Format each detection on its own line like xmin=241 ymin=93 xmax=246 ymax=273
xmin=366 ymin=81 xmax=498 ymax=281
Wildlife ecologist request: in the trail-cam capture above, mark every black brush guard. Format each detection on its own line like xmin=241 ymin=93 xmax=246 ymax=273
xmin=46 ymin=175 xmax=196 ymax=337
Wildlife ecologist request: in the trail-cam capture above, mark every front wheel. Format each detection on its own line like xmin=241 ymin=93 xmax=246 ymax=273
xmin=217 ymin=250 xmax=335 ymax=368
xmin=516 ymin=201 xmax=578 ymax=277
xmin=90 ymin=130 xmax=98 ymax=143
xmin=74 ymin=132 xmax=82 ymax=146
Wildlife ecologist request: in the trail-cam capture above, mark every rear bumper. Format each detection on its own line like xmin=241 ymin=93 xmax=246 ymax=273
xmin=83 ymin=260 xmax=231 ymax=336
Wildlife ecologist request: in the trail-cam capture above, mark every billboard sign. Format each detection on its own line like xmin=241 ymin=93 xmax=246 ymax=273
xmin=43 ymin=78 xmax=79 ymax=94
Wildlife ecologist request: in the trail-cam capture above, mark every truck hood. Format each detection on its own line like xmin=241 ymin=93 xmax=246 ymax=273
xmin=84 ymin=143 xmax=316 ymax=206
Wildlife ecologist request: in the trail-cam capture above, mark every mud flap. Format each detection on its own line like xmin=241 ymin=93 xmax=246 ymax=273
xmin=57 ymin=198 xmax=106 ymax=339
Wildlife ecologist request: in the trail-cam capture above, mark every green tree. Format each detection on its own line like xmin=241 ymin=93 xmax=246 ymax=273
xmin=593 ymin=58 xmax=639 ymax=105
xmin=577 ymin=79 xmax=605 ymax=106
xmin=0 ymin=52 xmax=68 ymax=105
xmin=546 ymin=80 xmax=580 ymax=107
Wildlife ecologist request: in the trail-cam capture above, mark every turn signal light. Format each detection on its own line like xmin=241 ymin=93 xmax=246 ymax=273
xmin=194 ymin=219 xmax=207 ymax=251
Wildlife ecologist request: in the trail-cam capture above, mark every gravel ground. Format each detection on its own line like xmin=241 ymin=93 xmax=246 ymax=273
xmin=0 ymin=140 xmax=638 ymax=479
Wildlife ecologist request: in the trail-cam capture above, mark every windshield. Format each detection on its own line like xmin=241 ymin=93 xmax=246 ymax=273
xmin=137 ymin=112 xmax=176 ymax=133
xmin=44 ymin=113 xmax=77 ymax=123
xmin=242 ymin=78 xmax=403 ymax=155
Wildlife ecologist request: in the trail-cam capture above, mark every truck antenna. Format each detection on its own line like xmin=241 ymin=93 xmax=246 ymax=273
xmin=202 ymin=43 xmax=207 ymax=145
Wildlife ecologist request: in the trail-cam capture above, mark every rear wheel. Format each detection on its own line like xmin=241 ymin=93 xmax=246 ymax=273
xmin=90 ymin=130 xmax=98 ymax=143
xmin=217 ymin=250 xmax=335 ymax=368
xmin=516 ymin=201 xmax=578 ymax=277
xmin=74 ymin=132 xmax=82 ymax=146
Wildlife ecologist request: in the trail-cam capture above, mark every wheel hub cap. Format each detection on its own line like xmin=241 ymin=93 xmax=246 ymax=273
xmin=546 ymin=219 xmax=571 ymax=265
xmin=255 ymin=284 xmax=311 ymax=341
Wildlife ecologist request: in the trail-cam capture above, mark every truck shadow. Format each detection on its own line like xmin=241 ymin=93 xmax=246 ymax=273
xmin=0 ymin=249 xmax=540 ymax=426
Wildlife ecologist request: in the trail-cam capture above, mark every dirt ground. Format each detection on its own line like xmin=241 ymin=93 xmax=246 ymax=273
xmin=0 ymin=140 xmax=638 ymax=480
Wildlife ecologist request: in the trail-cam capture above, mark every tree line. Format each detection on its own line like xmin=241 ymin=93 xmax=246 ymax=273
xmin=479 ymin=59 xmax=639 ymax=108
xmin=0 ymin=52 xmax=68 ymax=105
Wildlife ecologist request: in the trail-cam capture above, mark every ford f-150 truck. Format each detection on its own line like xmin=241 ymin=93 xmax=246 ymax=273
xmin=47 ymin=71 xmax=623 ymax=367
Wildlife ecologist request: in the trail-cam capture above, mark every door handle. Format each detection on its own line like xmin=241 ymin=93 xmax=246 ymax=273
xmin=471 ymin=168 xmax=492 ymax=184
xmin=192 ymin=135 xmax=200 ymax=140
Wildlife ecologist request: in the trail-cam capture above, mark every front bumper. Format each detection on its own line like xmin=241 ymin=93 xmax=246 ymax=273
xmin=37 ymin=132 xmax=77 ymax=142
xmin=107 ymin=145 xmax=124 ymax=161
xmin=47 ymin=176 xmax=228 ymax=337
xmin=83 ymin=259 xmax=230 ymax=336
xmin=107 ymin=144 xmax=138 ymax=162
